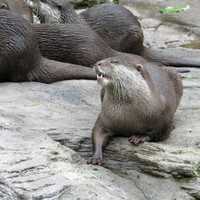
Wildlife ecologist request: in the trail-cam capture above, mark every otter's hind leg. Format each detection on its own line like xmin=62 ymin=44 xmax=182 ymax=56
xmin=88 ymin=116 xmax=112 ymax=165
xmin=129 ymin=123 xmax=174 ymax=145
xmin=128 ymin=135 xmax=150 ymax=145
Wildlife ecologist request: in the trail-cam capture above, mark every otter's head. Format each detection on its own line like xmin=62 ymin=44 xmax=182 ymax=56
xmin=94 ymin=57 xmax=148 ymax=102
xmin=94 ymin=57 xmax=145 ymax=87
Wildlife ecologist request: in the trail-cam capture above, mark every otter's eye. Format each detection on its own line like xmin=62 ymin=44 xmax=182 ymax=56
xmin=0 ymin=3 xmax=9 ymax=10
xmin=110 ymin=60 xmax=119 ymax=64
xmin=136 ymin=64 xmax=143 ymax=73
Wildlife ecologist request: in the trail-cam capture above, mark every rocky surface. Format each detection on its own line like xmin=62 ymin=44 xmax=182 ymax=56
xmin=121 ymin=0 xmax=200 ymax=49
xmin=0 ymin=69 xmax=199 ymax=199
xmin=1 ymin=0 xmax=200 ymax=199
xmin=0 ymin=129 xmax=149 ymax=199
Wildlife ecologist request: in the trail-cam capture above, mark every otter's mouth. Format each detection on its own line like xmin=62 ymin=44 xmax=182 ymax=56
xmin=96 ymin=71 xmax=106 ymax=80
xmin=94 ymin=66 xmax=111 ymax=86
xmin=95 ymin=67 xmax=110 ymax=80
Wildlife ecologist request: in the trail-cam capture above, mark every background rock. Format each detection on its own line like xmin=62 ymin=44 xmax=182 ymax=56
xmin=121 ymin=0 xmax=200 ymax=48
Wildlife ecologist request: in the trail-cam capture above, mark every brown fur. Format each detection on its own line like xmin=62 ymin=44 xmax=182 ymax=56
xmin=62 ymin=3 xmax=200 ymax=68
xmin=0 ymin=10 xmax=96 ymax=83
xmin=88 ymin=54 xmax=183 ymax=165
xmin=0 ymin=0 xmax=33 ymax=22
xmin=81 ymin=3 xmax=143 ymax=54
xmin=32 ymin=23 xmax=117 ymax=67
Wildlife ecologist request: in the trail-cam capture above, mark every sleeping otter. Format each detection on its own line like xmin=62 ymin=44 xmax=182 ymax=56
xmin=80 ymin=3 xmax=200 ymax=67
xmin=0 ymin=9 xmax=96 ymax=83
xmin=32 ymin=23 xmax=117 ymax=67
xmin=3 ymin=1 xmax=200 ymax=68
xmin=88 ymin=55 xmax=183 ymax=165
xmin=33 ymin=2 xmax=200 ymax=68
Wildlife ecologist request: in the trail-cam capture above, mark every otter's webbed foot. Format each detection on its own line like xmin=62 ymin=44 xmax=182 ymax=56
xmin=87 ymin=154 xmax=103 ymax=165
xmin=128 ymin=135 xmax=150 ymax=145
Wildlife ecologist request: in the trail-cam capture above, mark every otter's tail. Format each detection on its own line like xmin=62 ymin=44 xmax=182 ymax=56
xmin=28 ymin=58 xmax=96 ymax=83
xmin=142 ymin=47 xmax=200 ymax=68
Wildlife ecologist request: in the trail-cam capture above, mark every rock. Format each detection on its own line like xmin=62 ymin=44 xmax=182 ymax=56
xmin=182 ymin=179 xmax=200 ymax=199
xmin=0 ymin=67 xmax=199 ymax=199
xmin=121 ymin=0 xmax=200 ymax=47
xmin=0 ymin=129 xmax=148 ymax=199
xmin=0 ymin=178 xmax=27 ymax=200
xmin=134 ymin=143 xmax=200 ymax=178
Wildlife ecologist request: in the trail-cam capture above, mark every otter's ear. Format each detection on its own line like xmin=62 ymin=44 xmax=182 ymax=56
xmin=136 ymin=64 xmax=143 ymax=72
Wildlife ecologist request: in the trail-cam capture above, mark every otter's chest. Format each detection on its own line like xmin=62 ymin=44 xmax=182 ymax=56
xmin=101 ymin=101 xmax=145 ymax=134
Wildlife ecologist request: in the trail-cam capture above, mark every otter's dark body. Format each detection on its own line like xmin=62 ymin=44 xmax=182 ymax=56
xmin=61 ymin=3 xmax=200 ymax=68
xmin=32 ymin=23 xmax=116 ymax=67
xmin=81 ymin=3 xmax=143 ymax=54
xmin=0 ymin=10 xmax=96 ymax=83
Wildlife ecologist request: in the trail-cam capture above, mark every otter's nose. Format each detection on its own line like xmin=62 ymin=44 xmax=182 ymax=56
xmin=93 ymin=61 xmax=105 ymax=71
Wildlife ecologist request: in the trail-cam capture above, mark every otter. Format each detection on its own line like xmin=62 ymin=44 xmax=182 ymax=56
xmin=80 ymin=4 xmax=200 ymax=67
xmin=32 ymin=23 xmax=117 ymax=67
xmin=0 ymin=10 xmax=96 ymax=83
xmin=81 ymin=3 xmax=144 ymax=54
xmin=33 ymin=2 xmax=200 ymax=68
xmin=32 ymin=23 xmax=191 ymax=73
xmin=0 ymin=0 xmax=33 ymax=22
xmin=88 ymin=55 xmax=183 ymax=165
xmin=4 ymin=1 xmax=200 ymax=68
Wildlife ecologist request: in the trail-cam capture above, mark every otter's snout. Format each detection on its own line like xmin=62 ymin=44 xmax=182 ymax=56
xmin=94 ymin=61 xmax=112 ymax=86
xmin=94 ymin=63 xmax=105 ymax=80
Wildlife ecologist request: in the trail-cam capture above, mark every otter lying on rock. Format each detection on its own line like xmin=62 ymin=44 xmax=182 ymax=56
xmin=0 ymin=10 xmax=96 ymax=83
xmin=2 ymin=1 xmax=200 ymax=68
xmin=32 ymin=23 xmax=117 ymax=67
xmin=88 ymin=55 xmax=183 ymax=165
xmin=38 ymin=2 xmax=200 ymax=68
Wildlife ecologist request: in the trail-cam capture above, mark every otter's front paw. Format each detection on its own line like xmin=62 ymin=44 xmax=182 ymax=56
xmin=87 ymin=155 xmax=103 ymax=165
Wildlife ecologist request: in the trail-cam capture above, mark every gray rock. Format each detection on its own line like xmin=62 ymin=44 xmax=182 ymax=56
xmin=0 ymin=67 xmax=199 ymax=199
xmin=182 ymin=179 xmax=200 ymax=200
xmin=0 ymin=129 xmax=148 ymax=199
xmin=122 ymin=1 xmax=200 ymax=48
xmin=134 ymin=143 xmax=200 ymax=178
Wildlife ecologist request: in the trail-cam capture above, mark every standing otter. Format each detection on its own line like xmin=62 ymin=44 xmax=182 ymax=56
xmin=88 ymin=55 xmax=183 ymax=165
xmin=0 ymin=0 xmax=33 ymax=22
xmin=0 ymin=10 xmax=96 ymax=83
